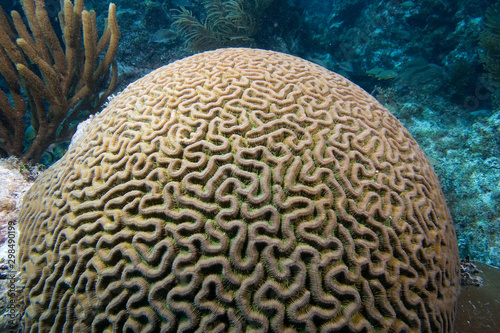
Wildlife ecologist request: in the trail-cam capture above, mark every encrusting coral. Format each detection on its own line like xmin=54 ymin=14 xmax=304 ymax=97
xmin=17 ymin=48 xmax=460 ymax=332
xmin=0 ymin=0 xmax=120 ymax=163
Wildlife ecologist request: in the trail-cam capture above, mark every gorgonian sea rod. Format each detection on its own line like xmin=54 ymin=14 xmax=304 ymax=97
xmin=18 ymin=48 xmax=460 ymax=332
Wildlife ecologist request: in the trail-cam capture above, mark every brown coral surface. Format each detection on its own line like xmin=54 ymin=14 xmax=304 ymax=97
xmin=17 ymin=48 xmax=460 ymax=332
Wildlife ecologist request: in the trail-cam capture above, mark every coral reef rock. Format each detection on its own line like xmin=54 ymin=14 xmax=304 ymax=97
xmin=17 ymin=48 xmax=460 ymax=332
xmin=0 ymin=159 xmax=36 ymax=247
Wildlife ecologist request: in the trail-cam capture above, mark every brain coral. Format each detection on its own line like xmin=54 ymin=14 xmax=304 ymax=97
xmin=18 ymin=48 xmax=460 ymax=332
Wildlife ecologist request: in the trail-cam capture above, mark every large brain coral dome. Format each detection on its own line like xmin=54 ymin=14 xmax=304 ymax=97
xmin=18 ymin=48 xmax=460 ymax=332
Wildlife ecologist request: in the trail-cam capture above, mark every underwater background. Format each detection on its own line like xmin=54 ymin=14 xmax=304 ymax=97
xmin=0 ymin=0 xmax=499 ymax=332
xmin=2 ymin=0 xmax=498 ymax=268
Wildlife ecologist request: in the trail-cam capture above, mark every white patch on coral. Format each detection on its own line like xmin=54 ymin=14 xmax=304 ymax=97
xmin=0 ymin=162 xmax=34 ymax=263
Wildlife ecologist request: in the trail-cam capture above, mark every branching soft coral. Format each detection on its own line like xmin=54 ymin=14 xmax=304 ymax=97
xmin=172 ymin=0 xmax=258 ymax=50
xmin=0 ymin=0 xmax=120 ymax=163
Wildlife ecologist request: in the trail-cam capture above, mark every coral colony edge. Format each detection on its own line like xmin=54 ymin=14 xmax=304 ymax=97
xmin=15 ymin=48 xmax=460 ymax=332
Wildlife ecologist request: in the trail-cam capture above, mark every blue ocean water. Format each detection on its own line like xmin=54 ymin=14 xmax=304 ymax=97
xmin=0 ymin=1 xmax=499 ymax=331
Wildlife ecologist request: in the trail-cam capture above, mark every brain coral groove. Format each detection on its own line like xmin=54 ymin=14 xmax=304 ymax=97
xmin=17 ymin=48 xmax=460 ymax=332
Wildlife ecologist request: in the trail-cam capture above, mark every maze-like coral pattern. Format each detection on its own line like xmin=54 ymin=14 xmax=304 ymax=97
xmin=18 ymin=48 xmax=460 ymax=332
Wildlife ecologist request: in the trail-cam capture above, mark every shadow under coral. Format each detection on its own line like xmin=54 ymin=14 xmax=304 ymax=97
xmin=455 ymin=262 xmax=500 ymax=333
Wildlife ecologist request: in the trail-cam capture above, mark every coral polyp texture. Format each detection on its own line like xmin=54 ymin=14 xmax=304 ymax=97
xmin=17 ymin=48 xmax=460 ymax=332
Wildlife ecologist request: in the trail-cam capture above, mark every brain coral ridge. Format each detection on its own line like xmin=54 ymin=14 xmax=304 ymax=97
xmin=17 ymin=48 xmax=460 ymax=333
